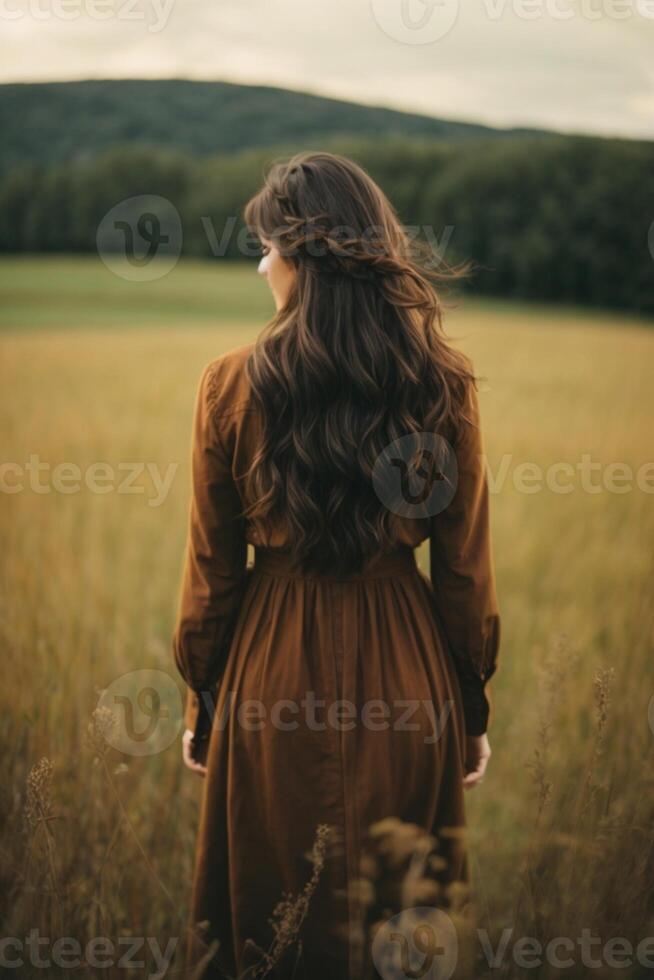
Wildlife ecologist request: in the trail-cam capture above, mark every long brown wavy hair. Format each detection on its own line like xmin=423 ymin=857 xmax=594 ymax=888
xmin=242 ymin=151 xmax=477 ymax=576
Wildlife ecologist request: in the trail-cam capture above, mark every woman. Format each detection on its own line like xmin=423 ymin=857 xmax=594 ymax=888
xmin=172 ymin=151 xmax=501 ymax=979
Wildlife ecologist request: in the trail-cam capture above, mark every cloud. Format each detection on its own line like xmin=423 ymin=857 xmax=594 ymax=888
xmin=0 ymin=0 xmax=652 ymax=138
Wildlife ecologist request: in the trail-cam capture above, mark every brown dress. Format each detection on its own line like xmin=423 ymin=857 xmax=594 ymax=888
xmin=172 ymin=342 xmax=501 ymax=980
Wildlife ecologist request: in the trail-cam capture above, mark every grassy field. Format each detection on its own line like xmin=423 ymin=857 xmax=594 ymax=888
xmin=1 ymin=256 xmax=653 ymax=977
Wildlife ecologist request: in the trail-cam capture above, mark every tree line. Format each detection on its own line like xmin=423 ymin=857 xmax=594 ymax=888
xmin=1 ymin=134 xmax=652 ymax=313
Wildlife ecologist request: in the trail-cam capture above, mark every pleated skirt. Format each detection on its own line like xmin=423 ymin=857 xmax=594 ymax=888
xmin=186 ymin=545 xmax=469 ymax=980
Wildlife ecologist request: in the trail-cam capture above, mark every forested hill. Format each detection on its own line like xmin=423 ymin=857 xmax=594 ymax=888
xmin=2 ymin=79 xmax=653 ymax=312
xmin=0 ymin=78 xmax=553 ymax=176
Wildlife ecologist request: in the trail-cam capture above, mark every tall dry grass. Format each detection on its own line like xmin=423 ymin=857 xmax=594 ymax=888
xmin=1 ymin=260 xmax=653 ymax=977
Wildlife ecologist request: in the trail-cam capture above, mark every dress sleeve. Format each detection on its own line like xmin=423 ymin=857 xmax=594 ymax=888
xmin=429 ymin=381 xmax=501 ymax=736
xmin=172 ymin=362 xmax=249 ymax=732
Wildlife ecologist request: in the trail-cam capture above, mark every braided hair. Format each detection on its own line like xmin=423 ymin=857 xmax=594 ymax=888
xmin=242 ymin=151 xmax=476 ymax=576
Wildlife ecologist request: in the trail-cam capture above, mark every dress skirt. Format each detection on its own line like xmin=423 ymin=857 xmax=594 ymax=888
xmin=185 ymin=544 xmax=470 ymax=980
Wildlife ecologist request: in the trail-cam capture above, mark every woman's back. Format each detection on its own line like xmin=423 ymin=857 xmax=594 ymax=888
xmin=201 ymin=340 xmax=440 ymax=557
xmin=172 ymin=151 xmax=500 ymax=979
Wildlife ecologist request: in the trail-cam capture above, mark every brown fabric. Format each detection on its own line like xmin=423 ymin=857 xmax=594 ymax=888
xmin=172 ymin=342 xmax=501 ymax=979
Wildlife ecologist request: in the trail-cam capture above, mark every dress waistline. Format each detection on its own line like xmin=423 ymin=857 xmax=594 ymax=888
xmin=252 ymin=545 xmax=418 ymax=581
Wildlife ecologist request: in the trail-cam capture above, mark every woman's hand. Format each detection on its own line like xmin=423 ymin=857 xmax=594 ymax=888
xmin=182 ymin=728 xmax=208 ymax=777
xmin=462 ymin=733 xmax=491 ymax=790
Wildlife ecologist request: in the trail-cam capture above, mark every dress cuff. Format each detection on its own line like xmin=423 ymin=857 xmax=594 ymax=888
xmin=455 ymin=665 xmax=491 ymax=736
xmin=184 ymin=687 xmax=215 ymax=767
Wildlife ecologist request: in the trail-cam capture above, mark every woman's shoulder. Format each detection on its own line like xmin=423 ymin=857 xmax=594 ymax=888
xmin=201 ymin=341 xmax=257 ymax=423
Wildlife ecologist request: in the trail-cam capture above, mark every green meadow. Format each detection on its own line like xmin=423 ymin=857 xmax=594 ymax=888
xmin=1 ymin=256 xmax=653 ymax=977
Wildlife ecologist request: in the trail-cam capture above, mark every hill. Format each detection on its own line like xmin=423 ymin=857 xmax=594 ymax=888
xmin=0 ymin=77 xmax=553 ymax=176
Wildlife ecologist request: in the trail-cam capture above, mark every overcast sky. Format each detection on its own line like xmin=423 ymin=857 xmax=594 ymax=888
xmin=1 ymin=0 xmax=653 ymax=139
